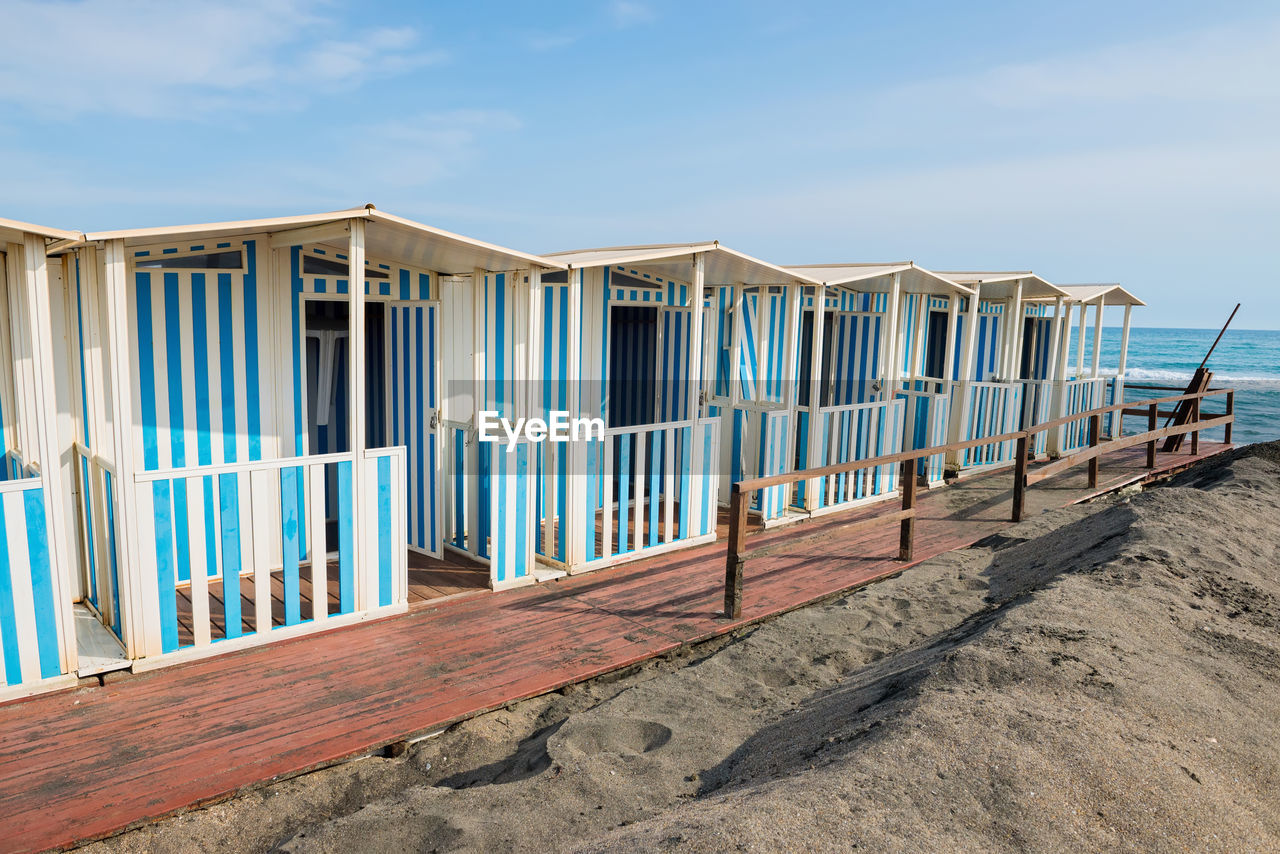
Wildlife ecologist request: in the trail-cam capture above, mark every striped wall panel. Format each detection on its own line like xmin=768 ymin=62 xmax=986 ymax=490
xmin=388 ymin=303 xmax=439 ymax=554
xmin=827 ymin=313 xmax=882 ymax=405
xmin=0 ymin=481 xmax=64 ymax=687
xmin=489 ymin=442 xmax=535 ymax=586
xmin=133 ymin=240 xmax=265 ymax=583
xmin=970 ymin=311 xmax=1003 ymax=381
xmin=808 ymin=399 xmax=904 ymax=511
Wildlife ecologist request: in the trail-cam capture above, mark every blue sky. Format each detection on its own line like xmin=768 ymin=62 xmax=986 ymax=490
xmin=2 ymin=0 xmax=1277 ymax=328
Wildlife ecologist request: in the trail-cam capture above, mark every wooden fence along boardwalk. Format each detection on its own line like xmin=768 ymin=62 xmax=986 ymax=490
xmin=0 ymin=429 xmax=1231 ymax=853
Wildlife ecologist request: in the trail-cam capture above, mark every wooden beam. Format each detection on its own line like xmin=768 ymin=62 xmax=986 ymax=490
xmin=898 ymin=457 xmax=917 ymax=561
xmin=723 ymin=484 xmax=747 ymax=618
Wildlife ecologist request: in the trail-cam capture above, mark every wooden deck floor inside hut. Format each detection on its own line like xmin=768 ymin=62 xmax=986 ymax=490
xmin=174 ymin=551 xmax=488 ymax=646
xmin=0 ymin=442 xmax=1231 ymax=854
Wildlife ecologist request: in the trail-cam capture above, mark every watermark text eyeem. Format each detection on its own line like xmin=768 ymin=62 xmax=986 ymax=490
xmin=478 ymin=411 xmax=605 ymax=452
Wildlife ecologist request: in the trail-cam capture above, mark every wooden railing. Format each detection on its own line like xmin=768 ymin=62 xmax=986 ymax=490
xmin=722 ymin=387 xmax=1235 ymax=618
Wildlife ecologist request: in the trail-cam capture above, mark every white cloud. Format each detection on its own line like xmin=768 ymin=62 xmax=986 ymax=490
xmin=0 ymin=0 xmax=439 ymax=118
xmin=892 ymin=18 xmax=1280 ymax=111
xmin=524 ymin=31 xmax=580 ymax=52
xmin=608 ymin=1 xmax=654 ymax=28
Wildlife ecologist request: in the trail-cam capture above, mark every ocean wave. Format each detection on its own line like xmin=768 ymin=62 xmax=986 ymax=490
xmin=1124 ymin=368 xmax=1280 ymax=388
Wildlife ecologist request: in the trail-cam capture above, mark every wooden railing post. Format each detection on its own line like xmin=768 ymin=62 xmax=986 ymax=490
xmin=1191 ymin=396 xmax=1200 ymax=455
xmin=898 ymin=457 xmax=917 ymax=561
xmin=1225 ymin=391 xmax=1234 ymax=444
xmin=1087 ymin=413 xmax=1101 ymax=488
xmin=1146 ymin=402 xmax=1157 ymax=468
xmin=1012 ymin=434 xmax=1028 ymax=522
xmin=723 ymin=483 xmax=748 ymax=619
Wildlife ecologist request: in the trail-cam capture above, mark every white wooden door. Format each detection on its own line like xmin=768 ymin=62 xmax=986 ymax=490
xmin=387 ymin=301 xmax=443 ymax=558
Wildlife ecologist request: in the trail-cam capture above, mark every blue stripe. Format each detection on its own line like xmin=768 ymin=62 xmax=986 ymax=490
xmin=218 ymin=473 xmax=242 ymax=638
xmin=136 ymin=272 xmax=160 ymax=471
xmin=337 ymin=460 xmax=355 ymax=614
xmin=378 ymin=454 xmax=392 ymax=605
xmin=280 ymin=466 xmax=301 ymax=626
xmin=0 ymin=496 xmax=23 ymax=683
xmin=153 ymin=481 xmax=179 ymax=652
xmin=243 ymin=241 xmax=262 ymax=461
xmin=618 ymin=435 xmax=631 ymax=553
xmin=220 ymin=272 xmax=239 ymax=463
xmin=414 ymin=307 xmax=426 ymax=548
xmin=678 ymin=425 xmax=691 ymax=536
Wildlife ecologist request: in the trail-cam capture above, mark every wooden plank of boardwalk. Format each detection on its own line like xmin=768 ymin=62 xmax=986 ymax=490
xmin=0 ymin=442 xmax=1229 ymax=853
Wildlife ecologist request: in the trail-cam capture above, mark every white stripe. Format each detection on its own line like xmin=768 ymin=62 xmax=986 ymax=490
xmin=230 ymin=270 xmax=251 ymax=464
xmin=149 ymin=274 xmax=172 ymax=470
xmin=186 ymin=474 xmax=210 ymax=646
xmin=205 ymin=272 xmax=225 ymax=466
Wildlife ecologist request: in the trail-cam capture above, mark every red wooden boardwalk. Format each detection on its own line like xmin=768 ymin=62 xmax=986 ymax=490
xmin=0 ymin=443 xmax=1228 ymax=853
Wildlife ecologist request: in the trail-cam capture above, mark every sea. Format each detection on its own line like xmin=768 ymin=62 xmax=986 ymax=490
xmin=1073 ymin=326 xmax=1280 ymax=446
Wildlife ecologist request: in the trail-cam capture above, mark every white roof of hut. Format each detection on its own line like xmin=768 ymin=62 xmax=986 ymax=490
xmin=1052 ymin=283 xmax=1145 ymax=306
xmin=934 ymin=270 xmax=1066 ymax=301
xmin=545 ymin=242 xmax=821 ymax=286
xmin=55 ymin=205 xmax=563 ymax=275
xmin=0 ymin=217 xmax=81 ymax=245
xmin=785 ymin=262 xmax=975 ymax=297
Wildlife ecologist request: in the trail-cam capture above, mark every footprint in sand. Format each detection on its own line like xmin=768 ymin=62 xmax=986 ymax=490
xmin=551 ymin=719 xmax=673 ymax=759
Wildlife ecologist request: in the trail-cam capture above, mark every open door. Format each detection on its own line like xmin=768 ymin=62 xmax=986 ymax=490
xmin=387 ymin=300 xmax=443 ymax=558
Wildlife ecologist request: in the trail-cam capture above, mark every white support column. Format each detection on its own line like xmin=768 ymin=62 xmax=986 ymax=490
xmin=1090 ymin=295 xmax=1106 ymax=378
xmin=4 ymin=248 xmax=38 ymax=458
xmin=21 ymin=235 xmax=77 ymax=675
xmin=1049 ymin=301 xmax=1077 ymax=456
xmin=564 ymin=267 xmax=586 ymax=569
xmin=943 ymin=294 xmax=959 ymax=386
xmin=1117 ymin=304 xmax=1133 ymax=377
xmin=907 ymin=293 xmax=926 ymax=383
xmin=348 ymin=219 xmax=368 ymax=608
xmin=100 ymin=239 xmax=151 ymax=658
xmin=1074 ymin=300 xmax=1087 ymax=381
xmin=882 ymin=272 xmax=903 ymax=395
xmin=526 ymin=269 xmax=544 ymax=419
xmin=1045 ymin=297 xmax=1064 ymax=382
xmin=781 ymin=280 xmax=803 ymax=410
xmin=1004 ymin=279 xmax=1024 ymax=380
xmin=728 ymin=283 xmax=745 ymax=408
xmin=804 ymin=284 xmax=828 ymax=512
xmin=685 ymin=253 xmax=706 ymax=420
xmin=946 ymin=291 xmax=980 ymax=458
xmin=469 ymin=266 xmax=486 ymax=561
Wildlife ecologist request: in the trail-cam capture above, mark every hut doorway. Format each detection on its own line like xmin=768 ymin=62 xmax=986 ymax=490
xmin=607 ymin=305 xmax=659 ymax=429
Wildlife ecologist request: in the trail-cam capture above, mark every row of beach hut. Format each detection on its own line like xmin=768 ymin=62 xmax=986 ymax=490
xmin=0 ymin=208 xmax=1142 ymax=698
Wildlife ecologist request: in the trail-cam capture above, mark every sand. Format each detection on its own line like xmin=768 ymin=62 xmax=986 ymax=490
xmin=86 ymin=443 xmax=1280 ymax=853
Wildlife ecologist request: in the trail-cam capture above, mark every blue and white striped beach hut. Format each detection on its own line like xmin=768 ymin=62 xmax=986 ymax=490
xmin=1028 ymin=283 xmax=1144 ymax=454
xmin=783 ymin=264 xmax=977 ymax=503
xmin=49 ymin=206 xmax=565 ymax=672
xmin=934 ymin=272 xmax=1070 ymax=468
xmin=533 ymin=243 xmax=822 ymax=571
xmin=0 ymin=218 xmax=82 ymax=699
